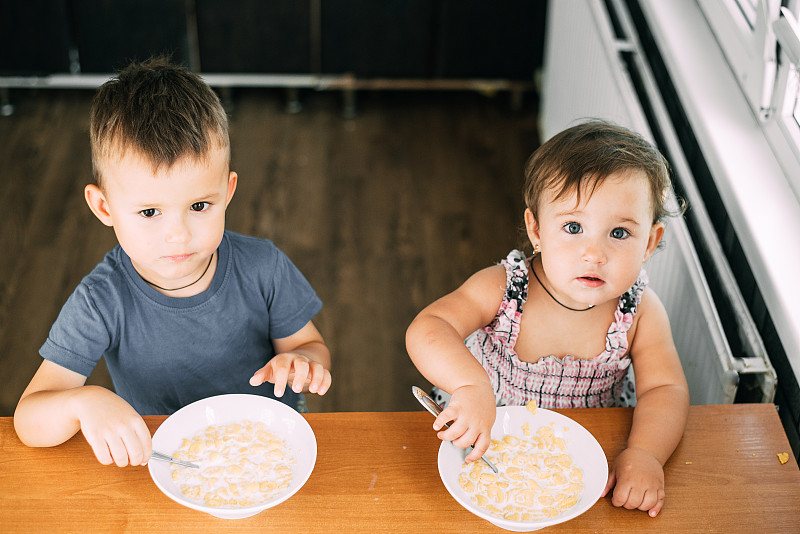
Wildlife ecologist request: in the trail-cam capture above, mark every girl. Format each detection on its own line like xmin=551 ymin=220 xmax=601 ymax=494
xmin=406 ymin=120 xmax=689 ymax=518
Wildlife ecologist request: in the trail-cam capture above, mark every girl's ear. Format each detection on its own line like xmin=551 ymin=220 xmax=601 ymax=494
xmin=524 ymin=208 xmax=541 ymax=248
xmin=644 ymin=221 xmax=665 ymax=262
xmin=84 ymin=184 xmax=113 ymax=227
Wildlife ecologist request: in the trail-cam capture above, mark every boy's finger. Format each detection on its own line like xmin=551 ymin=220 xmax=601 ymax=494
xmin=306 ymin=367 xmax=321 ymax=393
xmin=315 ymin=371 xmax=332 ymax=395
xmin=249 ymin=370 xmax=263 ymax=386
xmin=270 ymin=363 xmax=290 ymax=397
xmin=291 ymin=360 xmax=309 ymax=393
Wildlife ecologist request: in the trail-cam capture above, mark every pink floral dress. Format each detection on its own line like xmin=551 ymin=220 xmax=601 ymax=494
xmin=464 ymin=250 xmax=644 ymax=409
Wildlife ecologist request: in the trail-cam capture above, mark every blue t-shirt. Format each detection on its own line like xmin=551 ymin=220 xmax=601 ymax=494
xmin=40 ymin=231 xmax=322 ymax=415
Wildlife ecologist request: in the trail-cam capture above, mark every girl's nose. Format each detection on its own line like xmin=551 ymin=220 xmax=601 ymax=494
xmin=581 ymin=241 xmax=607 ymax=264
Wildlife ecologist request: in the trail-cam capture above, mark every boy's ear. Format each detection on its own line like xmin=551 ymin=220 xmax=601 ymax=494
xmin=524 ymin=208 xmax=541 ymax=247
xmin=84 ymin=184 xmax=113 ymax=227
xmin=225 ymin=171 xmax=238 ymax=207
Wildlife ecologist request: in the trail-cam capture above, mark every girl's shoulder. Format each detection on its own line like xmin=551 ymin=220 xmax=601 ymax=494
xmin=628 ymin=286 xmax=672 ymax=348
xmin=460 ymin=263 xmax=508 ymax=297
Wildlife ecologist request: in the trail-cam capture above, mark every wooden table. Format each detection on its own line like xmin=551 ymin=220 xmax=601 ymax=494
xmin=1 ymin=404 xmax=798 ymax=533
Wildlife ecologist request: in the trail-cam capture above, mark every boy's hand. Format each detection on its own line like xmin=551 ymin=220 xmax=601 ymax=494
xmin=75 ymin=386 xmax=152 ymax=467
xmin=250 ymin=352 xmax=331 ymax=398
xmin=602 ymin=446 xmax=666 ymax=517
xmin=434 ymin=384 xmax=496 ymax=463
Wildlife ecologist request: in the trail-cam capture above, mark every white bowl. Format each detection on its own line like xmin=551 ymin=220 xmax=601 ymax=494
xmin=438 ymin=406 xmax=607 ymax=532
xmin=148 ymin=394 xmax=316 ymax=519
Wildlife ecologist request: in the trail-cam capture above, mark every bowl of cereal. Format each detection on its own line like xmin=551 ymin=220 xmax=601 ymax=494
xmin=148 ymin=394 xmax=316 ymax=519
xmin=437 ymin=403 xmax=607 ymax=531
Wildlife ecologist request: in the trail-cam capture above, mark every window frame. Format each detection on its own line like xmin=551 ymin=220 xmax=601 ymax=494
xmin=697 ymin=0 xmax=781 ymax=121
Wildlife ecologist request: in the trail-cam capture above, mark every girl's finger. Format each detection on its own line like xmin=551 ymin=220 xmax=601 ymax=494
xmin=601 ymin=471 xmax=616 ymax=498
xmin=106 ymin=435 xmax=130 ymax=467
xmin=119 ymin=427 xmax=144 ymax=466
xmin=88 ymin=436 xmax=114 ymax=466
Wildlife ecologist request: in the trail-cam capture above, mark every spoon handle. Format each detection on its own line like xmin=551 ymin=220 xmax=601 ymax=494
xmin=411 ymin=386 xmax=498 ymax=473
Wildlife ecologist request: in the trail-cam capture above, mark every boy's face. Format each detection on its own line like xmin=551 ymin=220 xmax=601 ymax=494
xmin=85 ymin=145 xmax=237 ymax=294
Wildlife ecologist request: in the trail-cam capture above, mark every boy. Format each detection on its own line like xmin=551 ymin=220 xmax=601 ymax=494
xmin=14 ymin=58 xmax=331 ymax=468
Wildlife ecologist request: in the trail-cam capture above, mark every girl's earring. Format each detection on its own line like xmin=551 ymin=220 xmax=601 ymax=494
xmin=533 ymin=244 xmax=541 ymax=255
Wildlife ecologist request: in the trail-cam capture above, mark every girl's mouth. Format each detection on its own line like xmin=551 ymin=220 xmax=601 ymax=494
xmin=578 ymin=276 xmax=605 ymax=288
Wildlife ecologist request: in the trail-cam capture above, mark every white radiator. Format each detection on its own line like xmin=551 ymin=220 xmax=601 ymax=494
xmin=540 ymin=0 xmax=776 ymax=404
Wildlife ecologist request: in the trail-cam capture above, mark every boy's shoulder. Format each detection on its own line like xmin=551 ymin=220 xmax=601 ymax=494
xmin=224 ymin=230 xmax=284 ymax=262
xmin=79 ymin=245 xmax=130 ymax=290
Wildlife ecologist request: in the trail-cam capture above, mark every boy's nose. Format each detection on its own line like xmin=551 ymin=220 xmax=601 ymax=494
xmin=164 ymin=216 xmax=191 ymax=243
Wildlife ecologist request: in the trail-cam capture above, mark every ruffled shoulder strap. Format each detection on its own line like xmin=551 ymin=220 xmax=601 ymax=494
xmin=500 ymin=249 xmax=529 ymax=312
xmin=618 ymin=268 xmax=649 ymax=315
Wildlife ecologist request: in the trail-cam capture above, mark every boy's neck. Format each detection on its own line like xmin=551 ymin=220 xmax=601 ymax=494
xmin=135 ymin=251 xmax=218 ymax=297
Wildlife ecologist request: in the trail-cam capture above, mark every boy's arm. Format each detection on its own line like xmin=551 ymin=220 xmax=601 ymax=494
xmin=250 ymin=321 xmax=332 ymax=397
xmin=14 ymin=360 xmax=151 ymax=466
xmin=405 ymin=265 xmax=506 ymax=460
xmin=603 ymin=289 xmax=690 ymax=516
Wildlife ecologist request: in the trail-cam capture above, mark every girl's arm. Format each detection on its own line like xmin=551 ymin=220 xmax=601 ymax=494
xmin=251 ymin=321 xmax=331 ymax=397
xmin=405 ymin=265 xmax=506 ymax=461
xmin=14 ymin=360 xmax=152 ymax=466
xmin=603 ymin=288 xmax=690 ymax=516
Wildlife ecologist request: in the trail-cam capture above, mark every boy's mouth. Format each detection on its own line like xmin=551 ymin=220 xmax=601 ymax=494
xmin=164 ymin=253 xmax=195 ymax=262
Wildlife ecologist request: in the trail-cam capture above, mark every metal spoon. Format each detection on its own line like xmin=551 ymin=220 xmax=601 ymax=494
xmin=411 ymin=386 xmax=498 ymax=473
xmin=150 ymin=450 xmax=199 ymax=469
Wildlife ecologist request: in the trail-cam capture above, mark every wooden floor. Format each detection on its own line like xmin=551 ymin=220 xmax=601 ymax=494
xmin=0 ymin=87 xmax=539 ymax=415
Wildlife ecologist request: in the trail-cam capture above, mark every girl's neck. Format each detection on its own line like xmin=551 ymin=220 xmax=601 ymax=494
xmin=529 ymin=255 xmax=595 ymax=312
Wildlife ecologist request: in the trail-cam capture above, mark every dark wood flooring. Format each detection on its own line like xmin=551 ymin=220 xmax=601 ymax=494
xmin=0 ymin=87 xmax=539 ymax=415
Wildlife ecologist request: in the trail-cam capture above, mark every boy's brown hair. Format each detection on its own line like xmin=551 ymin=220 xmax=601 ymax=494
xmin=524 ymin=120 xmax=678 ymax=224
xmin=89 ymin=57 xmax=229 ymax=188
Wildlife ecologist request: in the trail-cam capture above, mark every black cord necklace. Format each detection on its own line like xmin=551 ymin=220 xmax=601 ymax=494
xmin=530 ymin=258 xmax=594 ymax=312
xmin=145 ymin=252 xmax=214 ymax=292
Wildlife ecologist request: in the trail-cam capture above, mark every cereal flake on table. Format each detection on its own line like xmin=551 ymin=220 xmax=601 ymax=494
xmin=170 ymin=420 xmax=295 ymax=507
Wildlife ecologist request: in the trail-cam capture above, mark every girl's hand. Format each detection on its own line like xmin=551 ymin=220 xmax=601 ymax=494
xmin=602 ymin=446 xmax=665 ymax=517
xmin=250 ymin=352 xmax=332 ymax=398
xmin=434 ymin=384 xmax=496 ymax=462
xmin=75 ymin=386 xmax=152 ymax=467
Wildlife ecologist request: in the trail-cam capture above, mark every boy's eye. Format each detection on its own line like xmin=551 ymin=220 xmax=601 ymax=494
xmin=139 ymin=208 xmax=158 ymax=218
xmin=190 ymin=202 xmax=210 ymax=212
xmin=611 ymin=227 xmax=630 ymax=239
xmin=564 ymin=222 xmax=582 ymax=234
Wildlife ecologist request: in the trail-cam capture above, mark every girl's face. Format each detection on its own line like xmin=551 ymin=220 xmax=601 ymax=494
xmin=85 ymin=146 xmax=237 ymax=294
xmin=526 ymin=171 xmax=664 ymax=310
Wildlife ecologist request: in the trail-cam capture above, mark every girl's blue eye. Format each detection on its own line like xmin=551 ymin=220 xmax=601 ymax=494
xmin=191 ymin=202 xmax=209 ymax=212
xmin=140 ymin=208 xmax=157 ymax=218
xmin=564 ymin=222 xmax=582 ymax=234
xmin=611 ymin=227 xmax=630 ymax=239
